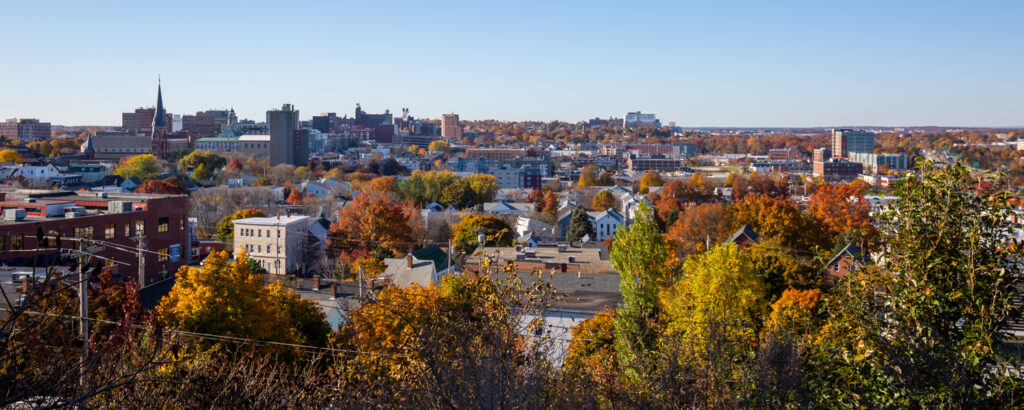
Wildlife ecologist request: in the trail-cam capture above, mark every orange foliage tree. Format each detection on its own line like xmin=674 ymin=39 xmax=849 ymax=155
xmin=731 ymin=194 xmax=820 ymax=251
xmin=327 ymin=193 xmax=417 ymax=254
xmin=807 ymin=182 xmax=877 ymax=249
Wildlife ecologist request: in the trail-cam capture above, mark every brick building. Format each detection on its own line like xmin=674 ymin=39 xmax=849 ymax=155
xmin=0 ymin=119 xmax=51 ymax=142
xmin=813 ymin=158 xmax=863 ymax=182
xmin=0 ymin=190 xmax=190 ymax=287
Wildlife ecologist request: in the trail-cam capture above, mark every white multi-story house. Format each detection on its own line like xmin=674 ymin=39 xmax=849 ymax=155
xmin=233 ymin=215 xmax=311 ymax=275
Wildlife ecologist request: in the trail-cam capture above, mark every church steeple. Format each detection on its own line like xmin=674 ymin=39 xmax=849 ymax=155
xmin=152 ymin=77 xmax=167 ymax=134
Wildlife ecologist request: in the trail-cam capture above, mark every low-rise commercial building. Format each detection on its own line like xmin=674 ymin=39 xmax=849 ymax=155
xmin=0 ymin=190 xmax=190 ymax=286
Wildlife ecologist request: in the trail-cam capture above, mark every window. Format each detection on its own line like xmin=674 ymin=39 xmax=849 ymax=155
xmin=136 ymin=220 xmax=145 ymax=236
xmin=266 ymin=229 xmax=270 ymax=237
xmin=257 ymin=230 xmax=261 ymax=238
xmin=158 ymin=247 xmax=169 ymax=262
xmin=74 ymin=226 xmax=93 ymax=240
xmin=257 ymin=245 xmax=262 ymax=253
xmin=158 ymin=217 xmax=169 ymax=233
xmin=180 ymin=215 xmax=185 ymax=230
xmin=105 ymin=256 xmax=115 ymax=267
xmin=105 ymin=223 xmax=115 ymax=239
xmin=0 ymin=235 xmax=5 ymax=251
xmin=125 ymin=224 xmax=130 ymax=237
xmin=11 ymin=234 xmax=23 ymax=250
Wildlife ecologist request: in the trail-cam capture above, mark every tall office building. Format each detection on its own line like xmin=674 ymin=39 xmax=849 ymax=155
xmin=831 ymin=129 xmax=875 ymax=159
xmin=441 ymin=113 xmax=462 ymax=140
xmin=267 ymin=104 xmax=305 ymax=165
xmin=623 ymin=112 xmax=660 ymax=128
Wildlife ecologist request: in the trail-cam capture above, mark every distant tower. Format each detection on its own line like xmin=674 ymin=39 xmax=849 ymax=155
xmin=150 ymin=78 xmax=169 ymax=159
xmin=442 ymin=113 xmax=462 ymax=140
xmin=80 ymin=135 xmax=95 ymax=160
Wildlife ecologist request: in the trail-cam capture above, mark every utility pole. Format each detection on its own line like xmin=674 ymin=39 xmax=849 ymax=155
xmin=66 ymin=239 xmax=103 ymax=388
xmin=134 ymin=235 xmax=146 ymax=288
xmin=77 ymin=240 xmax=89 ymax=364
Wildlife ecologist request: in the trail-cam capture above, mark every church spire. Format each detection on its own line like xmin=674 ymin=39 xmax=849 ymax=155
xmin=152 ymin=76 xmax=167 ymax=135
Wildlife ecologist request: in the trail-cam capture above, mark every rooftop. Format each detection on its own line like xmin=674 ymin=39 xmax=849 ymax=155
xmin=233 ymin=215 xmax=310 ymax=226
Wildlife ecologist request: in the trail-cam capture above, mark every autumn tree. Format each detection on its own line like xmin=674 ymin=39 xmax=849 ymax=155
xmin=661 ymin=242 xmax=766 ymax=363
xmin=666 ymin=202 xmax=733 ymax=256
xmin=216 ymin=208 xmax=266 ymax=242
xmin=731 ymin=193 xmax=818 ymax=251
xmin=577 ymin=165 xmax=598 ymax=188
xmin=114 ymin=154 xmax=161 ymax=183
xmin=286 ymin=188 xmax=304 ymax=205
xmin=135 ymin=177 xmax=188 ymax=195
xmin=328 ymin=193 xmax=417 ymax=254
xmin=807 ymin=182 xmax=876 ymax=249
xmin=638 ymin=170 xmax=663 ymax=194
xmin=158 ymin=250 xmax=330 ymax=346
xmin=0 ymin=149 xmax=22 ymax=163
xmin=451 ymin=215 xmax=514 ymax=253
xmin=540 ymin=190 xmax=559 ymax=214
xmin=591 ymin=190 xmax=616 ymax=211
xmin=225 ymin=157 xmax=244 ymax=172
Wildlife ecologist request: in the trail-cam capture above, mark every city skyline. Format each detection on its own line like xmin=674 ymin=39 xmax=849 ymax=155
xmin=2 ymin=0 xmax=1022 ymax=127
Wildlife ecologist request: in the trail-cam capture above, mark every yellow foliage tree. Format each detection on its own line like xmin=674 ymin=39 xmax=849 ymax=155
xmin=660 ymin=243 xmax=766 ymax=362
xmin=158 ymin=250 xmax=330 ymax=346
xmin=638 ymin=170 xmax=663 ymax=194
xmin=0 ymin=149 xmax=22 ymax=163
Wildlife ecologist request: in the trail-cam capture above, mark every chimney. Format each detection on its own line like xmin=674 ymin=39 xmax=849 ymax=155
xmin=330 ymin=283 xmax=338 ymax=299
xmin=20 ymin=277 xmax=30 ymax=293
xmin=312 ymin=274 xmax=321 ymax=290
xmin=406 ymin=254 xmax=413 ymax=268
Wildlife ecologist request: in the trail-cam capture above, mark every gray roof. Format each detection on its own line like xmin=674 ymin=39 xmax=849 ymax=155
xmin=726 ymin=225 xmax=760 ymax=244
xmin=382 ymin=258 xmax=436 ymax=287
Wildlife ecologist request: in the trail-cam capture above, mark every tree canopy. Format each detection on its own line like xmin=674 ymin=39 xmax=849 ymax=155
xmin=114 ymin=154 xmax=161 ymax=183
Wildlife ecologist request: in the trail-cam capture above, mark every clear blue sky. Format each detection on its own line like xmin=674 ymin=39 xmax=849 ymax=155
xmin=1 ymin=0 xmax=1021 ymax=127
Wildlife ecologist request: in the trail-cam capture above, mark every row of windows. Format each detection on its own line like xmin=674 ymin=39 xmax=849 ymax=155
xmin=0 ymin=215 xmax=183 ymax=251
xmin=239 ymin=228 xmax=279 ymax=238
xmin=243 ymin=244 xmax=282 ymax=254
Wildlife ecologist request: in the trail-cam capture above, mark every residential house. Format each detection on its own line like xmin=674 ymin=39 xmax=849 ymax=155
xmin=726 ymin=225 xmax=760 ymax=249
xmin=380 ymin=245 xmax=453 ymax=287
xmin=825 ymin=243 xmax=869 ymax=279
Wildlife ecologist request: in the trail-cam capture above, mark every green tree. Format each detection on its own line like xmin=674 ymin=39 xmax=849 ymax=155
xmin=192 ymin=163 xmax=211 ymax=181
xmin=427 ymin=140 xmax=451 ymax=153
xmin=565 ymin=206 xmax=595 ymax=242
xmin=216 ymin=208 xmax=266 ymax=242
xmin=611 ymin=202 xmax=669 ymax=378
xmin=465 ymin=174 xmax=499 ymax=205
xmin=808 ymin=161 xmax=1024 ymax=407
xmin=178 ymin=150 xmax=226 ymax=173
xmin=114 ymin=154 xmax=161 ymax=182
xmin=451 ymin=215 xmax=514 ymax=253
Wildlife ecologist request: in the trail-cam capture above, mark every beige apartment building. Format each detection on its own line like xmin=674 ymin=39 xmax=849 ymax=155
xmin=233 ymin=215 xmax=310 ymax=275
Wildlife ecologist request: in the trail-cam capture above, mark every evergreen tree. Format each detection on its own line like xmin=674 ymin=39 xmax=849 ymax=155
xmin=566 ymin=206 xmax=595 ymax=242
